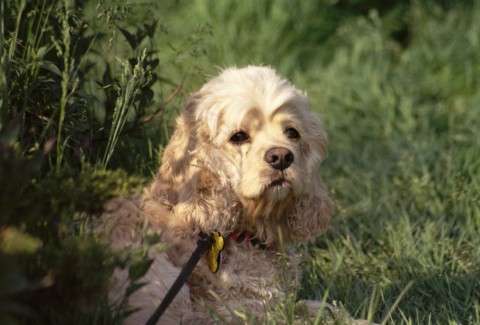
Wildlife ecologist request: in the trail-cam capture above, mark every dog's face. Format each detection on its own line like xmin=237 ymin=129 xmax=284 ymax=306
xmin=194 ymin=66 xmax=327 ymax=203
xmin=153 ymin=66 xmax=331 ymax=240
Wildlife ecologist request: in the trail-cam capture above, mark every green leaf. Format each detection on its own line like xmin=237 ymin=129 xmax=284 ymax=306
xmin=40 ymin=61 xmax=62 ymax=77
xmin=36 ymin=46 xmax=48 ymax=60
xmin=117 ymin=26 xmax=139 ymax=50
xmin=0 ymin=227 xmax=42 ymax=255
xmin=125 ymin=281 xmax=147 ymax=297
xmin=128 ymin=258 xmax=153 ymax=282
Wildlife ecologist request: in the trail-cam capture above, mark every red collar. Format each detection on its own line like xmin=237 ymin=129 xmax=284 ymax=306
xmin=229 ymin=231 xmax=270 ymax=249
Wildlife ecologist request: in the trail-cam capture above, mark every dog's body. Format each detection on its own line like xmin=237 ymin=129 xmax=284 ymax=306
xmin=104 ymin=197 xmax=292 ymax=323
xmin=103 ymin=66 xmax=334 ymax=324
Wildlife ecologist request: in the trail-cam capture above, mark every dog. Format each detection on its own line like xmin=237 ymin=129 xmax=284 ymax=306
xmin=102 ymin=66 xmax=335 ymax=324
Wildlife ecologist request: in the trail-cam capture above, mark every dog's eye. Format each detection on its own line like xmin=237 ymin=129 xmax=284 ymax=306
xmin=229 ymin=131 xmax=250 ymax=144
xmin=285 ymin=127 xmax=300 ymax=139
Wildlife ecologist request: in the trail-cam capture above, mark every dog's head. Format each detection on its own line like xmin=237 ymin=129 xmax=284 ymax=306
xmin=150 ymin=66 xmax=331 ymax=243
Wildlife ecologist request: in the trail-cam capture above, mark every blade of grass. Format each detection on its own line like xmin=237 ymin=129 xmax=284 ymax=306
xmin=102 ymin=49 xmax=149 ymax=167
xmin=380 ymin=281 xmax=414 ymax=325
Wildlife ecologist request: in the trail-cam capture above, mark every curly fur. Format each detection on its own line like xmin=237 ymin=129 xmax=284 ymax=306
xmin=103 ymin=66 xmax=333 ymax=324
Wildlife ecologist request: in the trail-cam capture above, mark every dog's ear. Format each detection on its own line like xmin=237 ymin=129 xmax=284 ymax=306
xmin=158 ymin=94 xmax=200 ymax=182
xmin=144 ymin=92 xmax=240 ymax=231
xmin=145 ymin=94 xmax=202 ymax=207
xmin=283 ymin=112 xmax=331 ymax=242
xmin=302 ymin=112 xmax=328 ymax=165
xmin=285 ymin=175 xmax=333 ymax=242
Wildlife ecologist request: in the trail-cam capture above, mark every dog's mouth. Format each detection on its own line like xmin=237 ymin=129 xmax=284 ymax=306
xmin=267 ymin=178 xmax=291 ymax=189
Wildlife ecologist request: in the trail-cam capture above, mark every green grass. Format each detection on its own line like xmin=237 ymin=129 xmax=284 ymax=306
xmin=1 ymin=0 xmax=480 ymax=324
xmin=298 ymin=5 xmax=480 ymax=324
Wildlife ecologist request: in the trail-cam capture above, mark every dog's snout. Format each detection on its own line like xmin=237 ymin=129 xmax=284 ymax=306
xmin=264 ymin=147 xmax=294 ymax=170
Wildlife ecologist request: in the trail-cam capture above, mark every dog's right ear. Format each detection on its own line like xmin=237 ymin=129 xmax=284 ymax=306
xmin=147 ymin=94 xmax=201 ymax=205
xmin=158 ymin=94 xmax=200 ymax=181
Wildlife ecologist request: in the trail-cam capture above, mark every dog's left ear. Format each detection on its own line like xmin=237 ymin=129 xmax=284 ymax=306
xmin=302 ymin=111 xmax=328 ymax=164
xmin=285 ymin=112 xmax=332 ymax=242
xmin=286 ymin=175 xmax=333 ymax=242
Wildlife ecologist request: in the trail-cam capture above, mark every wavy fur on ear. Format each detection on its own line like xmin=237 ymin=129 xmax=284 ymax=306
xmin=143 ymin=94 xmax=241 ymax=235
xmin=287 ymin=114 xmax=332 ymax=243
xmin=287 ymin=176 xmax=332 ymax=242
xmin=156 ymin=94 xmax=200 ymax=189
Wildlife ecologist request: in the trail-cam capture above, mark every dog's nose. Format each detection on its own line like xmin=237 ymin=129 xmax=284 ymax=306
xmin=264 ymin=147 xmax=294 ymax=170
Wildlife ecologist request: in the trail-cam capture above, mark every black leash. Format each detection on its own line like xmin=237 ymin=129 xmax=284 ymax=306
xmin=145 ymin=232 xmax=214 ymax=325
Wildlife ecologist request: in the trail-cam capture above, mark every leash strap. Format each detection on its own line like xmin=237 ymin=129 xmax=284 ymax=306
xmin=145 ymin=232 xmax=214 ymax=325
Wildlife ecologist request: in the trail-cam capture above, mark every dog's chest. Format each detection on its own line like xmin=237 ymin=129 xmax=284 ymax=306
xmin=188 ymin=241 xmax=287 ymax=303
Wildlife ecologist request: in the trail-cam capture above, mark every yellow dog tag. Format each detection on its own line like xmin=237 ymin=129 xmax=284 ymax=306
xmin=207 ymin=232 xmax=224 ymax=273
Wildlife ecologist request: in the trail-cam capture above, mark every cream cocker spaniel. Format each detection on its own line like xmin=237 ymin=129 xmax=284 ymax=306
xmin=104 ymin=66 xmax=333 ymax=324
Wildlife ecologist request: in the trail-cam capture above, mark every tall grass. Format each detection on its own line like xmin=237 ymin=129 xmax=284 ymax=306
xmin=1 ymin=0 xmax=170 ymax=171
xmin=298 ymin=4 xmax=480 ymax=324
xmin=56 ymin=0 xmax=75 ymax=171
xmin=0 ymin=0 xmax=170 ymax=323
xmin=102 ymin=50 xmax=151 ymax=167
